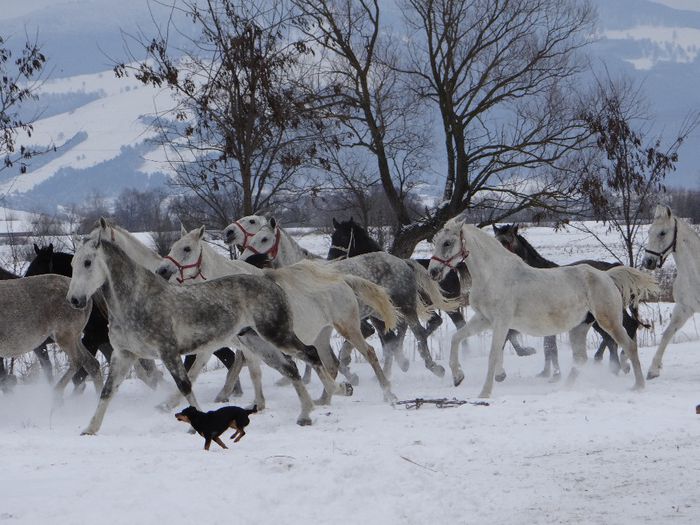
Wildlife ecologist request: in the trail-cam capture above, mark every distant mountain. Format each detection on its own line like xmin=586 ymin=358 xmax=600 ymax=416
xmin=1 ymin=0 xmax=698 ymax=213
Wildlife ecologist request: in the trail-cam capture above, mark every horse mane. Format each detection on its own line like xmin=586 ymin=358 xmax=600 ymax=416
xmin=512 ymin=232 xmax=558 ymax=269
xmin=348 ymin=222 xmax=382 ymax=253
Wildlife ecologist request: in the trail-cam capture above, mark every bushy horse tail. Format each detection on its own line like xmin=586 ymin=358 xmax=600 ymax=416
xmin=342 ymin=276 xmax=400 ymax=332
xmin=405 ymin=260 xmax=462 ymax=320
xmin=606 ymin=266 xmax=659 ymax=307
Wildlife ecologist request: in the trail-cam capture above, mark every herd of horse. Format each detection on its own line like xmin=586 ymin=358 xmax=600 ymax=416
xmin=0 ymin=204 xmax=696 ymax=435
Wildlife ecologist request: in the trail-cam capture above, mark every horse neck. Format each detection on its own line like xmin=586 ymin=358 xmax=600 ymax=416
xmin=201 ymin=242 xmax=258 ymax=278
xmin=350 ymin=227 xmax=382 ymax=256
xmin=275 ymin=228 xmax=319 ymax=267
xmin=101 ymin=242 xmax=165 ymax=308
xmin=514 ymin=235 xmax=558 ymax=268
xmin=463 ymin=227 xmax=518 ymax=285
xmin=112 ymin=227 xmax=162 ymax=272
xmin=673 ymin=219 xmax=700 ymax=276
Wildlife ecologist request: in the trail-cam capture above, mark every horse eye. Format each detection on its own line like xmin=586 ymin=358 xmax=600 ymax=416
xmin=261 ymin=237 xmax=269 ymax=243
xmin=184 ymin=247 xmax=191 ymax=253
xmin=659 ymin=231 xmax=666 ymax=237
xmin=443 ymin=241 xmax=451 ymax=248
xmin=84 ymin=260 xmax=92 ymax=268
xmin=249 ymin=219 xmax=255 ymax=224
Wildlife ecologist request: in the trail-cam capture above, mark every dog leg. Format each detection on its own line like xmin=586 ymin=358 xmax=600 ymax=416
xmin=213 ymin=436 xmax=228 ymax=449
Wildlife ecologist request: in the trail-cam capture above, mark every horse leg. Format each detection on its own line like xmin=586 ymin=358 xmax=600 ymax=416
xmin=425 ymin=312 xmax=443 ymax=336
xmin=337 ymin=340 xmax=360 ymax=386
xmin=537 ymin=336 xmax=555 ymax=378
xmin=82 ymin=349 xmax=137 ymax=435
xmin=406 ymin=312 xmax=444 ymax=378
xmin=214 ymin=349 xmax=246 ymax=403
xmin=0 ymin=359 xmax=17 ymax=393
xmin=160 ymin=351 xmax=201 ymax=409
xmin=242 ymin=350 xmax=265 ymax=410
xmin=335 ymin=322 xmax=396 ymax=403
xmin=506 ymin=330 xmax=537 ymax=357
xmin=591 ymin=323 xmax=621 ymax=374
xmin=596 ymin=317 xmax=645 ymax=390
xmin=161 ymin=350 xmax=211 ymax=410
xmin=565 ymin=322 xmax=590 ymax=385
xmin=449 ymin=312 xmax=490 ymax=387
xmin=314 ymin=326 xmax=340 ymax=379
xmin=647 ymin=304 xmax=693 ymax=380
xmin=236 ymin=334 xmax=313 ymax=425
xmin=33 ymin=342 xmax=54 ymax=383
xmin=133 ymin=358 xmax=162 ymax=390
xmin=302 ymin=364 xmax=312 ymax=384
xmin=479 ymin=324 xmax=509 ymax=399
xmin=447 ymin=310 xmax=466 ymax=329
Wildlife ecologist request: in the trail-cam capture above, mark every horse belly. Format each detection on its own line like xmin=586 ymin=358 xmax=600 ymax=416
xmin=511 ymin=294 xmax=588 ymax=337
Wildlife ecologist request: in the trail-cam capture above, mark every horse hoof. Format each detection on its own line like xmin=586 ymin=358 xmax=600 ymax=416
xmin=430 ymin=364 xmax=446 ymax=378
xmin=621 ymin=364 xmax=631 ymax=374
xmin=398 ymin=359 xmax=410 ymax=373
xmin=156 ymin=402 xmax=176 ymax=413
xmin=214 ymin=395 xmax=229 ymax=403
xmin=632 ymin=383 xmax=645 ymax=391
xmin=80 ymin=429 xmax=97 ymax=436
xmin=495 ymin=372 xmax=507 ymax=383
xmin=478 ymin=390 xmax=491 ymax=399
xmin=296 ymin=417 xmax=312 ymax=426
xmin=384 ymin=391 xmax=398 ymax=404
xmin=349 ymin=373 xmax=360 ymax=387
xmin=275 ymin=377 xmax=293 ymax=387
xmin=343 ymin=383 xmax=354 ymax=396
xmin=515 ymin=346 xmax=537 ymax=357
xmin=536 ymin=369 xmax=550 ymax=378
xmin=549 ymin=372 xmax=561 ymax=384
xmin=646 ymin=369 xmax=659 ymax=380
xmin=453 ymin=371 xmax=465 ymax=387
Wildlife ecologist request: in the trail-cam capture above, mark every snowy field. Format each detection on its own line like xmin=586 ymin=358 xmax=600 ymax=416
xmin=2 ymin=220 xmax=700 ymax=524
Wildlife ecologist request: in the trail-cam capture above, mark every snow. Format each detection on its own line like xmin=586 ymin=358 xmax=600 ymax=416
xmin=2 ymin=222 xmax=700 ymax=523
xmin=603 ymin=25 xmax=700 ymax=70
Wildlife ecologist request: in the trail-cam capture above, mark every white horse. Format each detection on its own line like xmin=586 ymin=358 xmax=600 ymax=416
xmin=428 ymin=218 xmax=658 ymax=397
xmin=157 ymin=226 xmax=400 ymax=404
xmin=238 ymin=218 xmax=461 ymax=378
xmin=223 ymin=214 xmax=269 ymax=250
xmin=642 ymin=205 xmax=700 ymax=379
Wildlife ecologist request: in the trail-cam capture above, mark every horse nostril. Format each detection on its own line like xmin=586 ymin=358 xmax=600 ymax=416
xmin=70 ymin=296 xmax=81 ymax=307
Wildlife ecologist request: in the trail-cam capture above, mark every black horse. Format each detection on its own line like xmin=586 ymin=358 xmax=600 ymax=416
xmin=327 ymin=218 xmax=537 ymax=358
xmin=493 ymin=224 xmax=641 ymax=377
xmin=27 ymin=243 xmax=241 ymax=394
xmin=0 ymin=263 xmax=53 ymax=392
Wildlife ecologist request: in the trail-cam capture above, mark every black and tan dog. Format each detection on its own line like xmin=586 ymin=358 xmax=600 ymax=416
xmin=175 ymin=405 xmax=257 ymax=450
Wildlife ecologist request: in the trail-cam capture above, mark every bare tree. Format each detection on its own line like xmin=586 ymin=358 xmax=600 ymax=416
xmin=294 ymin=0 xmax=433 ymax=254
xmin=386 ymin=0 xmax=597 ymax=255
xmin=577 ymin=75 xmax=700 ymax=267
xmin=115 ymin=0 xmax=322 ymax=227
xmin=0 ymin=33 xmax=49 ymax=191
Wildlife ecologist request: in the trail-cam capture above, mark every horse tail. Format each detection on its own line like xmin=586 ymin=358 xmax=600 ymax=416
xmin=606 ymin=266 xmax=659 ymax=307
xmin=405 ymin=260 xmax=462 ymax=318
xmin=342 ymin=275 xmax=400 ymax=332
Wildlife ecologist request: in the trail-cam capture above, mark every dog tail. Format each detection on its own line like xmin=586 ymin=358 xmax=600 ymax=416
xmin=247 ymin=405 xmax=258 ymax=415
xmin=405 ymin=259 xmax=462 ymax=319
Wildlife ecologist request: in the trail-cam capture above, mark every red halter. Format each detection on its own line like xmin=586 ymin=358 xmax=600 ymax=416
xmin=430 ymin=229 xmax=469 ymax=269
xmin=232 ymin=220 xmax=258 ymax=248
xmin=163 ymin=249 xmax=207 ymax=283
xmin=245 ymin=227 xmax=282 ymax=260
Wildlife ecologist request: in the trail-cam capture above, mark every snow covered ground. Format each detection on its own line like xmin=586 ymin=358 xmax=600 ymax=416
xmin=1 ymin=222 xmax=700 ymax=523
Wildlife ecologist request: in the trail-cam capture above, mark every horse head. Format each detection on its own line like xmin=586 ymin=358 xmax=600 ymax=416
xmin=223 ymin=215 xmax=267 ymax=249
xmin=240 ymin=219 xmax=282 ymax=262
xmin=328 ymin=217 xmax=381 ymax=260
xmin=492 ymin=224 xmax=520 ymax=254
xmin=26 ymin=243 xmax=55 ymax=275
xmin=68 ymin=227 xmax=108 ymax=309
xmin=642 ymin=205 xmax=677 ymax=270
xmin=157 ymin=226 xmax=206 ymax=283
xmin=429 ymin=218 xmax=469 ymax=281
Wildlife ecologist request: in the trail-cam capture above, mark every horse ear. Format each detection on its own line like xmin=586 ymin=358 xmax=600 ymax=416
xmin=48 ymin=243 xmax=54 ymax=253
xmin=332 ymin=218 xmax=339 ymax=229
xmin=665 ymin=206 xmax=672 ymax=218
xmin=491 ymin=225 xmax=498 ymax=234
xmin=349 ymin=216 xmax=355 ymax=224
xmin=270 ymin=217 xmax=277 ymax=229
xmin=196 ymin=225 xmax=205 ymax=239
xmin=513 ymin=224 xmax=519 ymax=235
xmin=34 ymin=243 xmax=40 ymax=254
xmin=72 ymin=234 xmax=82 ymax=248
xmin=654 ymin=205 xmax=672 ymax=219
xmin=180 ymin=223 xmax=187 ymax=236
xmin=99 ymin=217 xmax=108 ymax=230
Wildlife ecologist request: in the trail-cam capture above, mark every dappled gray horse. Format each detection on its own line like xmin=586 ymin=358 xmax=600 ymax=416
xmin=0 ymin=275 xmax=103 ymax=397
xmin=68 ymin=224 xmax=351 ymax=434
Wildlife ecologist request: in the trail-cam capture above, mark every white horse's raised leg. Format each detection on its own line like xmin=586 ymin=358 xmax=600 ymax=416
xmin=479 ymin=324 xmax=509 ymax=398
xmin=648 ymin=304 xmax=693 ymax=379
xmin=82 ymin=348 xmax=137 ymax=435
xmin=450 ymin=312 xmax=489 ymax=387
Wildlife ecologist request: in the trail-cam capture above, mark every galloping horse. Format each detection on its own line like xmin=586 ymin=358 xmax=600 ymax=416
xmin=328 ymin=217 xmax=537 ymax=359
xmin=158 ymin=226 xmax=400 ymax=407
xmin=1 ymin=274 xmax=103 ymax=398
xmin=25 ymin=244 xmax=161 ymax=391
xmin=237 ymin=217 xmax=460 ymax=378
xmin=429 ymin=218 xmax=657 ymax=397
xmin=68 ymin=221 xmax=351 ymax=434
xmin=493 ymin=224 xmax=642 ymax=377
xmin=642 ymin=205 xmax=700 ymax=379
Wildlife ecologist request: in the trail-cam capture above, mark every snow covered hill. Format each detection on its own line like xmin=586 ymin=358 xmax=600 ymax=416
xmin=1 ymin=0 xmax=698 ymax=214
